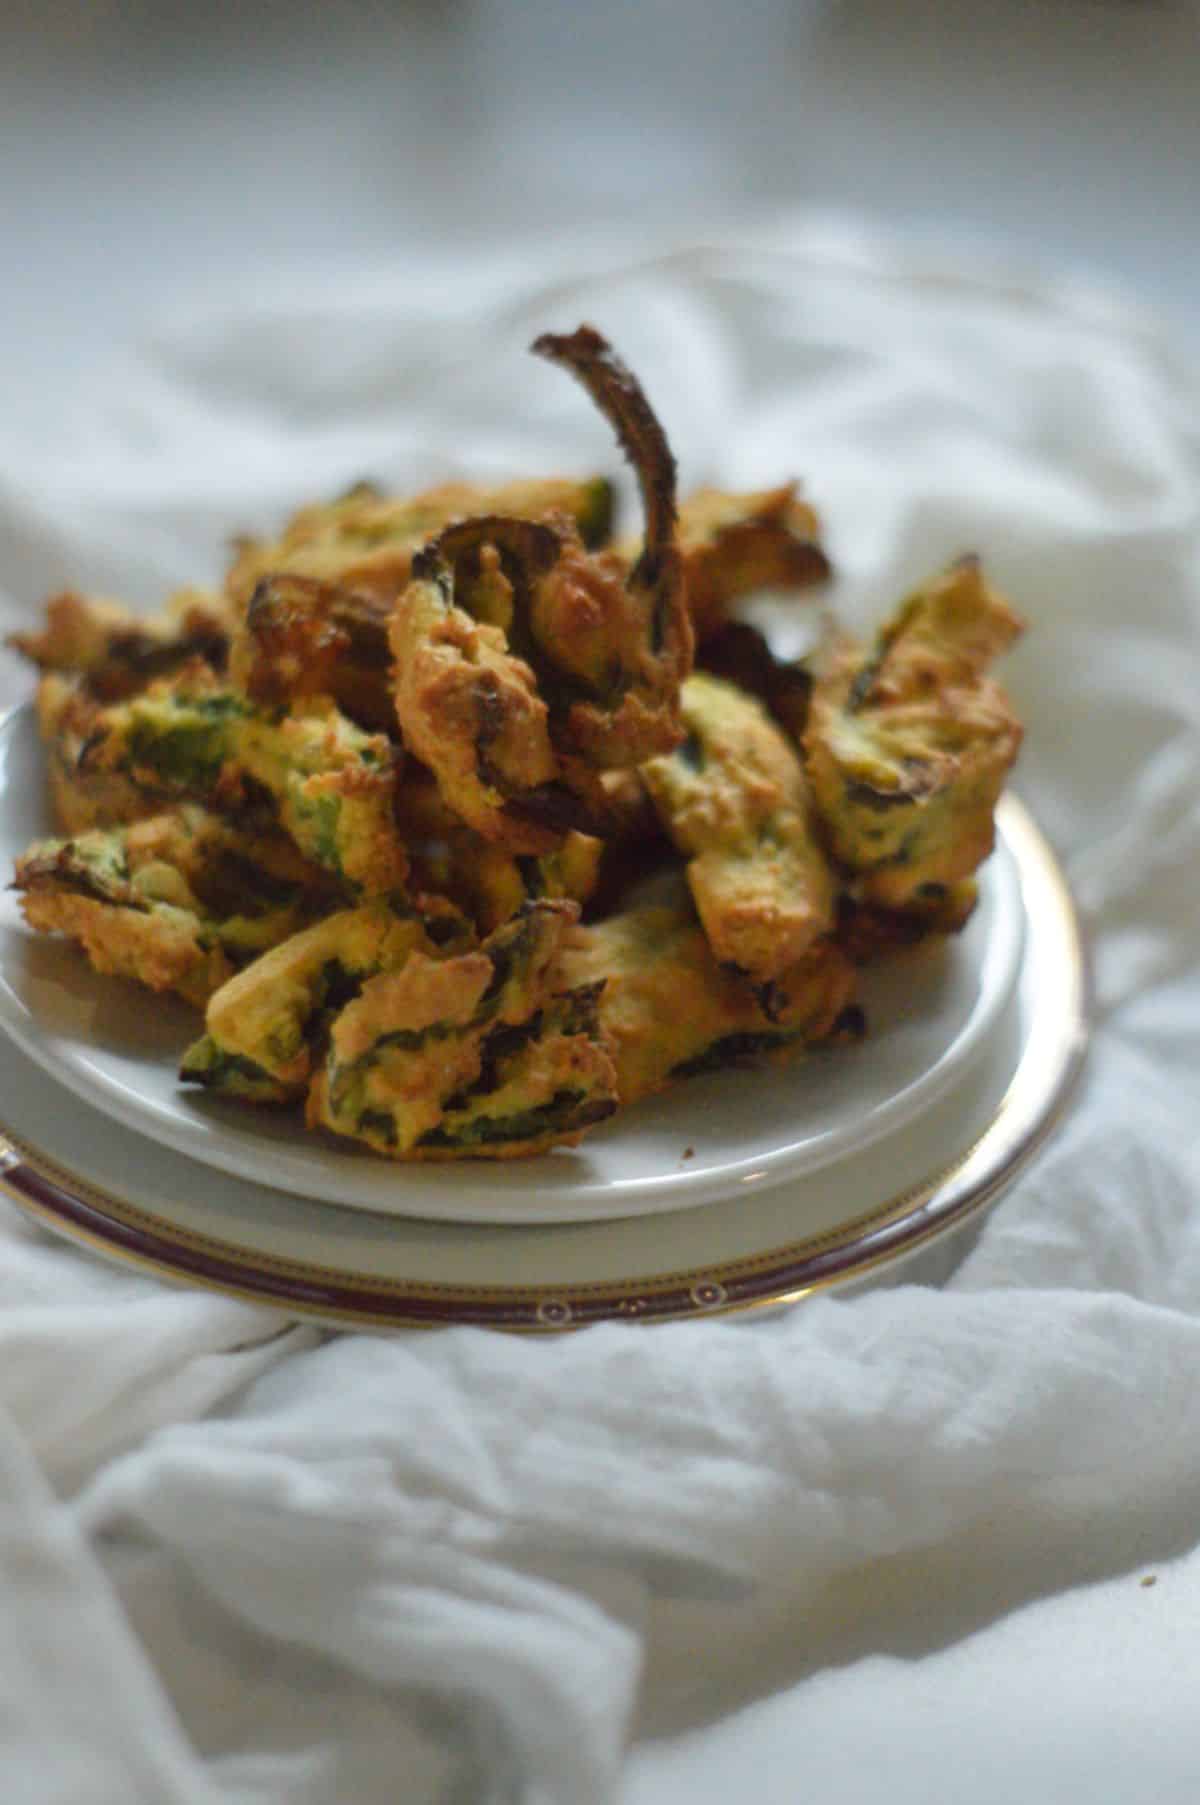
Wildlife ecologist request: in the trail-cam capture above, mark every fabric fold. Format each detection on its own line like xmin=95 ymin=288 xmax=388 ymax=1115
xmin=0 ymin=217 xmax=1196 ymax=1801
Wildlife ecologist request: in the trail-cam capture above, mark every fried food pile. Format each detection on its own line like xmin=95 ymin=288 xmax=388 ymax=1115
xmin=7 ymin=326 xmax=1024 ymax=1162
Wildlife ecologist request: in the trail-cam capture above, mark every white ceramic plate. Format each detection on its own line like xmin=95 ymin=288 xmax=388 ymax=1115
xmin=0 ymin=791 xmax=1086 ymax=1328
xmin=0 ymin=701 xmax=1024 ymax=1224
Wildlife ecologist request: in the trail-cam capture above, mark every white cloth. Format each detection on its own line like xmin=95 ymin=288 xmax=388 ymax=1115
xmin=0 ymin=218 xmax=1198 ymax=1804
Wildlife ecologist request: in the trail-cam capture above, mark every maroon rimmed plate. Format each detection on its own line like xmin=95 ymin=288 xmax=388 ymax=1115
xmin=0 ymin=794 xmax=1086 ymax=1329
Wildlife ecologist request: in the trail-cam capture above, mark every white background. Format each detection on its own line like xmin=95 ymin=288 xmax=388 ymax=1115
xmin=2 ymin=0 xmax=1199 ymax=440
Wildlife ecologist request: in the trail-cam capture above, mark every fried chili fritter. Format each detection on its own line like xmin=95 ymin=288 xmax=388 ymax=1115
xmin=390 ymin=329 xmax=692 ymax=847
xmin=618 ymin=483 xmax=830 ymax=642
xmin=229 ymin=575 xmax=397 ymax=733
xmin=397 ymin=768 xmax=602 ymax=935
xmin=73 ymin=671 xmax=407 ymax=895
xmin=641 ymin=673 xmax=836 ymax=982
xmin=226 ymin=478 xmax=617 ymax=735
xmin=559 ymin=879 xmax=858 ymax=1108
xmin=180 ymin=893 xmax=472 ymax=1102
xmin=306 ymin=899 xmax=617 ymax=1159
xmin=230 ymin=480 xmax=824 ymax=732
xmin=389 ymin=519 xmax=574 ymax=854
xmin=13 ymin=807 xmax=336 ymax=1007
xmin=411 ymin=985 xmax=616 ymax=1159
xmin=33 ymin=675 xmax=155 ymax=833
xmin=526 ymin=326 xmax=692 ymax=768
xmin=833 ymin=880 xmax=980 ymax=964
xmin=8 ymin=588 xmax=233 ymax=700
xmin=7 ymin=324 xmax=1027 ymax=1168
xmin=225 ymin=475 xmax=615 ymax=610
xmin=17 ymin=878 xmax=233 ymax=1009
xmin=804 ymin=557 xmax=1023 ymax=908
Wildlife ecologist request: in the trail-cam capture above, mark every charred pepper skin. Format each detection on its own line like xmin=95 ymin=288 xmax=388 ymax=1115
xmin=390 ymin=329 xmax=693 ymax=850
xmin=528 ymin=325 xmax=693 ymax=768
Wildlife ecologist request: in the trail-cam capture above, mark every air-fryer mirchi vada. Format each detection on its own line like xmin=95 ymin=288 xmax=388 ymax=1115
xmin=306 ymin=899 xmax=617 ymax=1158
xmin=804 ymin=557 xmax=1023 ymax=910
xmin=559 ymin=878 xmax=858 ymax=1108
xmin=6 ymin=324 xmax=1027 ymax=1165
xmin=389 ymin=328 xmax=693 ymax=848
xmin=71 ymin=671 xmax=407 ymax=895
xmin=640 ymin=673 xmax=836 ymax=982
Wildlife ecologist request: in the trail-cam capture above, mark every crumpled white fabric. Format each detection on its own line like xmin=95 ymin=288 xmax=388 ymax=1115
xmin=0 ymin=217 xmax=1198 ymax=1804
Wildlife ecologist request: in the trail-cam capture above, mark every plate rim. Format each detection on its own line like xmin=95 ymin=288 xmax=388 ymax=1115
xmin=0 ymin=793 xmax=1089 ymax=1330
xmin=0 ymin=699 xmax=1026 ymax=1223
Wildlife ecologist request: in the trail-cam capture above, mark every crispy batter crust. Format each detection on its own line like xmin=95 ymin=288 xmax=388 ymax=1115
xmin=230 ymin=574 xmax=396 ymax=731
xmin=34 ymin=675 xmax=153 ymax=832
xmin=189 ymin=899 xmax=457 ymax=1098
xmin=389 ymin=548 xmax=566 ymax=853
xmin=74 ymin=673 xmax=407 ymax=895
xmin=389 ymin=329 xmax=693 ymax=842
xmin=18 ymin=886 xmax=230 ymax=1008
xmin=560 ymin=881 xmax=858 ymax=1108
xmin=225 ymin=476 xmax=615 ymax=610
xmin=9 ymin=588 xmax=233 ymax=700
xmin=641 ymin=673 xmax=836 ymax=980
xmin=307 ymin=899 xmax=617 ymax=1159
xmin=619 ymin=483 xmax=830 ymax=642
xmin=804 ymin=557 xmax=1023 ymax=908
xmin=13 ymin=806 xmax=341 ymax=1006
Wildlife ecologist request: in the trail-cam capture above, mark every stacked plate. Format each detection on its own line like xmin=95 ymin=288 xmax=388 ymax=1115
xmin=0 ymin=704 xmax=1086 ymax=1329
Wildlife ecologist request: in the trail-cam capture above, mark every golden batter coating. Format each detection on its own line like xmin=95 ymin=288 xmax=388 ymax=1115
xmin=33 ymin=675 xmax=153 ymax=833
xmin=233 ymin=701 xmax=406 ymax=895
xmin=389 ymin=526 xmax=574 ymax=854
xmin=226 ymin=475 xmax=615 ymax=610
xmin=19 ymin=888 xmax=231 ymax=1009
xmin=804 ymin=557 xmax=1023 ymax=909
xmin=460 ymin=831 xmax=601 ymax=935
xmin=395 ymin=763 xmax=601 ymax=933
xmin=640 ymin=673 xmax=835 ymax=981
xmin=14 ymin=806 xmax=341 ymax=1008
xmin=559 ymin=879 xmax=859 ymax=1108
xmin=618 ymin=483 xmax=830 ymax=642
xmin=229 ymin=575 xmax=397 ymax=732
xmin=73 ymin=671 xmax=407 ymax=895
xmin=411 ymin=985 xmax=616 ymax=1160
xmin=180 ymin=894 xmax=471 ymax=1102
xmin=228 ymin=474 xmax=615 ymax=738
xmin=307 ymin=899 xmax=617 ymax=1159
xmin=834 ymin=880 xmax=980 ymax=965
xmin=389 ymin=329 xmax=692 ymax=844
xmin=8 ymin=587 xmax=234 ymax=700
